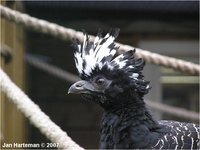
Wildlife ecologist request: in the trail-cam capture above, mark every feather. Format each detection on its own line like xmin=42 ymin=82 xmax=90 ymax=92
xmin=73 ymin=28 xmax=120 ymax=79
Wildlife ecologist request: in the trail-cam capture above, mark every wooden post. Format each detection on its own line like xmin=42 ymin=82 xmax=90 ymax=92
xmin=0 ymin=1 xmax=27 ymax=146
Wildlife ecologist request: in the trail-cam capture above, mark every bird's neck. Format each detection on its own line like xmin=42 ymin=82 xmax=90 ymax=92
xmin=104 ymin=94 xmax=158 ymax=128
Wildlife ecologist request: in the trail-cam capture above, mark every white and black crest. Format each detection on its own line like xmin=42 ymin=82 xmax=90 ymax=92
xmin=72 ymin=28 xmax=146 ymax=86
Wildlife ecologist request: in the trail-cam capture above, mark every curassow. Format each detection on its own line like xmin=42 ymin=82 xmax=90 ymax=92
xmin=68 ymin=28 xmax=200 ymax=149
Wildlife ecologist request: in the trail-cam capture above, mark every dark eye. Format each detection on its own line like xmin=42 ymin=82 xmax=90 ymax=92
xmin=96 ymin=78 xmax=105 ymax=85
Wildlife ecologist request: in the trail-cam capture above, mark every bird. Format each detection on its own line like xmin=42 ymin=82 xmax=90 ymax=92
xmin=68 ymin=28 xmax=200 ymax=149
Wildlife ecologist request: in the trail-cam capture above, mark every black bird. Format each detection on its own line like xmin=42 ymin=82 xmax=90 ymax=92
xmin=68 ymin=28 xmax=200 ymax=149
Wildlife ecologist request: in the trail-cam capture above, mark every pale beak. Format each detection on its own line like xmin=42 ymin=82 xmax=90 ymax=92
xmin=68 ymin=80 xmax=95 ymax=94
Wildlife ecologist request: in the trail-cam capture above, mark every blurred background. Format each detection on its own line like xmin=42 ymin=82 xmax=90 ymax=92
xmin=1 ymin=1 xmax=199 ymax=149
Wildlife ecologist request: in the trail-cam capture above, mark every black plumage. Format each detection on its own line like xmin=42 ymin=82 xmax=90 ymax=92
xmin=68 ymin=28 xmax=200 ymax=149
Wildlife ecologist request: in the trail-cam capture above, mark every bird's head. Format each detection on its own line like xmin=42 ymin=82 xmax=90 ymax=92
xmin=68 ymin=28 xmax=150 ymax=109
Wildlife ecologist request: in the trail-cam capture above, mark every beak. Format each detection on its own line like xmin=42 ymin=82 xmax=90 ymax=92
xmin=68 ymin=80 xmax=95 ymax=94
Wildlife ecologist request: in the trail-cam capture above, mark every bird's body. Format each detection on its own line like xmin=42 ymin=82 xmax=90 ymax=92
xmin=68 ymin=28 xmax=200 ymax=149
xmin=100 ymin=100 xmax=199 ymax=149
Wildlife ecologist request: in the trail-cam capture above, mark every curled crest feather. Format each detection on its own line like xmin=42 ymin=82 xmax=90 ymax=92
xmin=73 ymin=28 xmax=120 ymax=79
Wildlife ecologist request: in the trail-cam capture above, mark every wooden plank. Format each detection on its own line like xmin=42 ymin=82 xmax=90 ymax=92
xmin=0 ymin=1 xmax=27 ymax=145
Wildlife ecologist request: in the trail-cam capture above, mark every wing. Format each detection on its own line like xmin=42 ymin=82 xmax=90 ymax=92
xmin=151 ymin=120 xmax=200 ymax=149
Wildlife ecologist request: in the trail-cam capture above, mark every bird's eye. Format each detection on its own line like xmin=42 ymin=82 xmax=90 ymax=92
xmin=96 ymin=78 xmax=105 ymax=85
